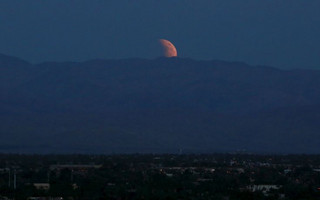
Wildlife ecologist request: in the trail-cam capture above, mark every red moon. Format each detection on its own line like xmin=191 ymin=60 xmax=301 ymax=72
xmin=159 ymin=39 xmax=178 ymax=57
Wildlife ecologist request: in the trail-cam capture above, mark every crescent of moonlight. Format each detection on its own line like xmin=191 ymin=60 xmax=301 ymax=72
xmin=159 ymin=39 xmax=178 ymax=57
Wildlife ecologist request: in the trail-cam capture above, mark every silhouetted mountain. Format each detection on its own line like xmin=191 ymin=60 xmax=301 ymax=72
xmin=1 ymin=54 xmax=320 ymax=153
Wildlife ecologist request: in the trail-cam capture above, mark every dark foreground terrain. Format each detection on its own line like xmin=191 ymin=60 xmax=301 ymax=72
xmin=0 ymin=154 xmax=320 ymax=199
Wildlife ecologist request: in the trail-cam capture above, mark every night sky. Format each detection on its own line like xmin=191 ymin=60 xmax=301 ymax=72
xmin=0 ymin=0 xmax=319 ymax=69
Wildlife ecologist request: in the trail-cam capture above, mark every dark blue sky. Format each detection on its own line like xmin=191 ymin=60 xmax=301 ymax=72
xmin=0 ymin=0 xmax=319 ymax=69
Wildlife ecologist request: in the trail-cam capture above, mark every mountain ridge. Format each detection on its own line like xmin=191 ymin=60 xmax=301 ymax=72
xmin=1 ymin=53 xmax=320 ymax=153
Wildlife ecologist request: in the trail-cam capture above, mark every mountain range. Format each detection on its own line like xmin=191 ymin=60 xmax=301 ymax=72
xmin=1 ymin=54 xmax=320 ymax=154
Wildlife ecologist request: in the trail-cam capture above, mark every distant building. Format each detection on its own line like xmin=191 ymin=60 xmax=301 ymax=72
xmin=27 ymin=197 xmax=63 ymax=200
xmin=284 ymin=169 xmax=292 ymax=174
xmin=0 ymin=168 xmax=9 ymax=173
xmin=50 ymin=164 xmax=102 ymax=170
xmin=0 ymin=196 xmax=11 ymax=200
xmin=247 ymin=185 xmax=281 ymax=196
xmin=33 ymin=183 xmax=50 ymax=191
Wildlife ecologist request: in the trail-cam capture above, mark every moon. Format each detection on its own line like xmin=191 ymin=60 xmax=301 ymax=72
xmin=159 ymin=39 xmax=178 ymax=57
